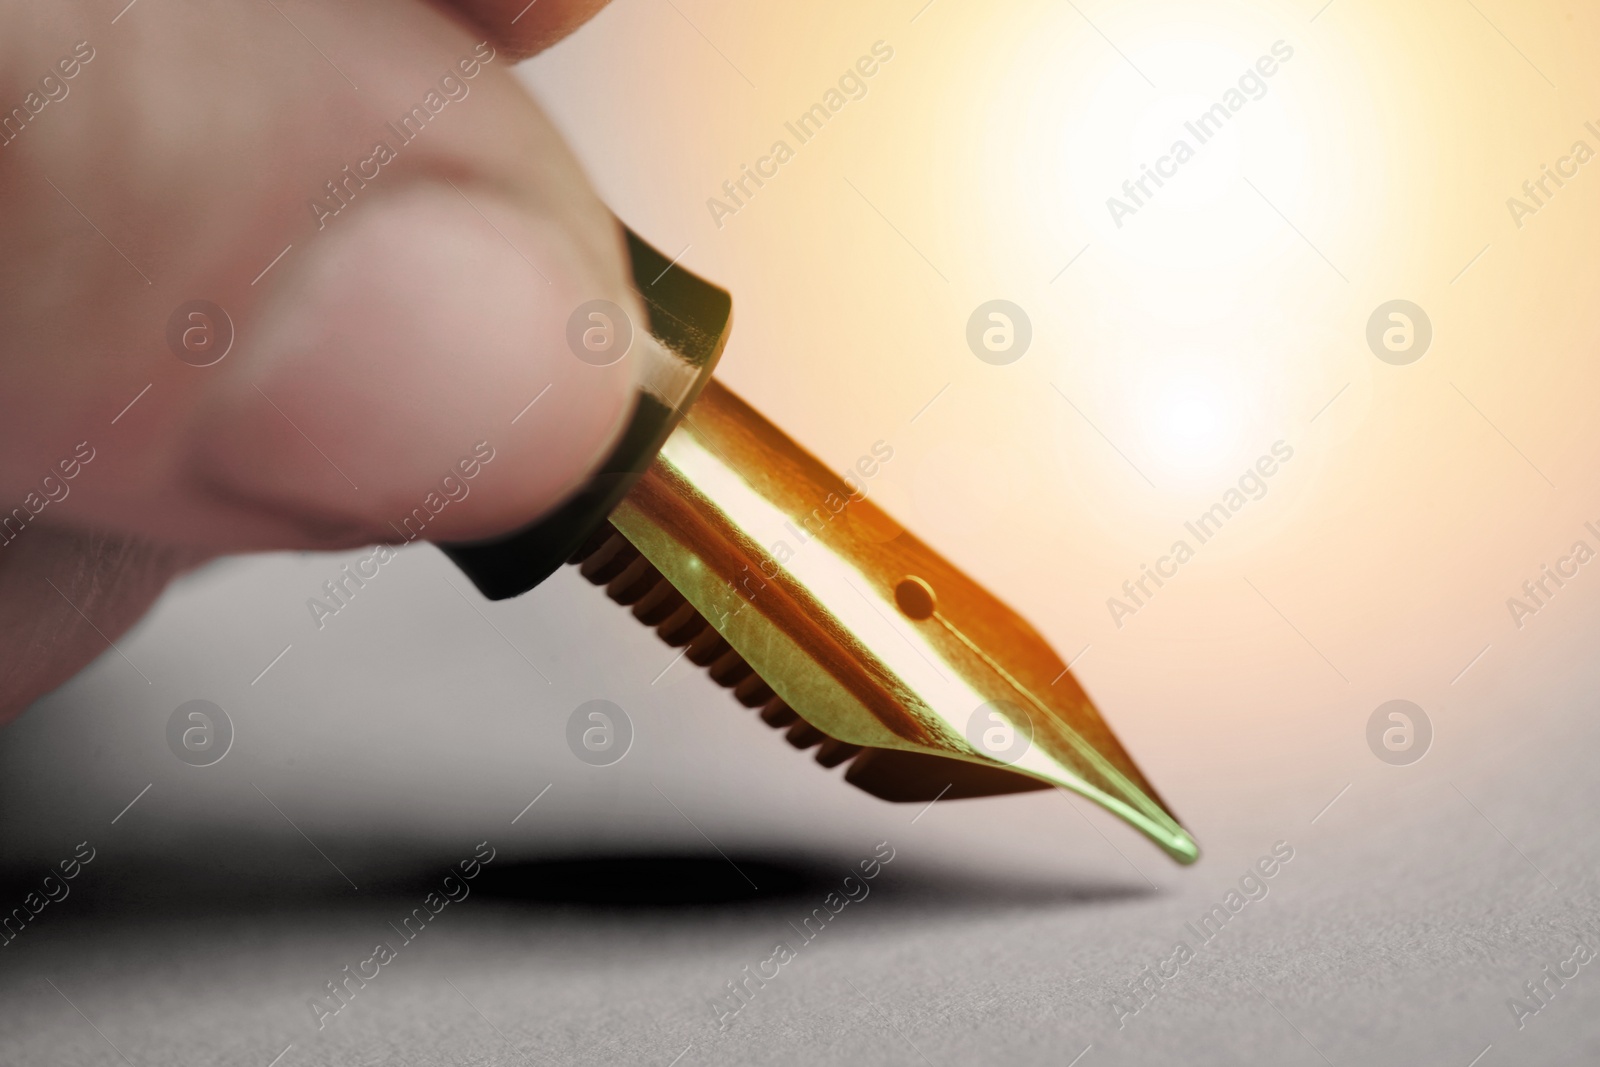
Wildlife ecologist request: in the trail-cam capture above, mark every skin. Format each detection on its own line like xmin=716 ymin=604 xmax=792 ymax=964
xmin=0 ymin=0 xmax=641 ymax=718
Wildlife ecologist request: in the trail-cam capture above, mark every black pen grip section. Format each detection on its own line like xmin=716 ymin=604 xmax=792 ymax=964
xmin=439 ymin=225 xmax=731 ymax=600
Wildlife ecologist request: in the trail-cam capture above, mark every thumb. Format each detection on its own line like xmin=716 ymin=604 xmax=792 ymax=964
xmin=192 ymin=174 xmax=640 ymax=550
xmin=3 ymin=0 xmax=640 ymax=553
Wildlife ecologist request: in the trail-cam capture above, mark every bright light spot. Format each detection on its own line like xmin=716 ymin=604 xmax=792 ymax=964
xmin=1143 ymin=378 xmax=1239 ymax=478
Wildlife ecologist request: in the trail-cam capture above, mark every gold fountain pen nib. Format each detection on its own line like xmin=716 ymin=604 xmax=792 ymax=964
xmin=445 ymin=226 xmax=1197 ymax=864
xmin=576 ymin=380 xmax=1197 ymax=865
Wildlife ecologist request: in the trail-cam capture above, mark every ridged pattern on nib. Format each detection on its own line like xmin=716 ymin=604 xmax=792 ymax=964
xmin=568 ymin=523 xmax=864 ymax=773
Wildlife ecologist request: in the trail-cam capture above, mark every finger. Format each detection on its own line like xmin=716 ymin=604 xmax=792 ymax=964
xmin=434 ymin=0 xmax=614 ymax=60
xmin=1 ymin=0 xmax=643 ymax=554
xmin=0 ymin=526 xmax=203 ymax=723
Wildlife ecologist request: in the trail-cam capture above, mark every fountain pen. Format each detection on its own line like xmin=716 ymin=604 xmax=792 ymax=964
xmin=442 ymin=227 xmax=1198 ymax=865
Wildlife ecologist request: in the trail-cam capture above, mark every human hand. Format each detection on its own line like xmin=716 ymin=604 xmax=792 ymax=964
xmin=0 ymin=0 xmax=641 ymax=718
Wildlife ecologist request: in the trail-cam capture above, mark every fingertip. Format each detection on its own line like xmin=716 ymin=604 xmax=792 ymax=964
xmin=434 ymin=0 xmax=613 ymax=60
xmin=190 ymin=180 xmax=642 ymax=548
